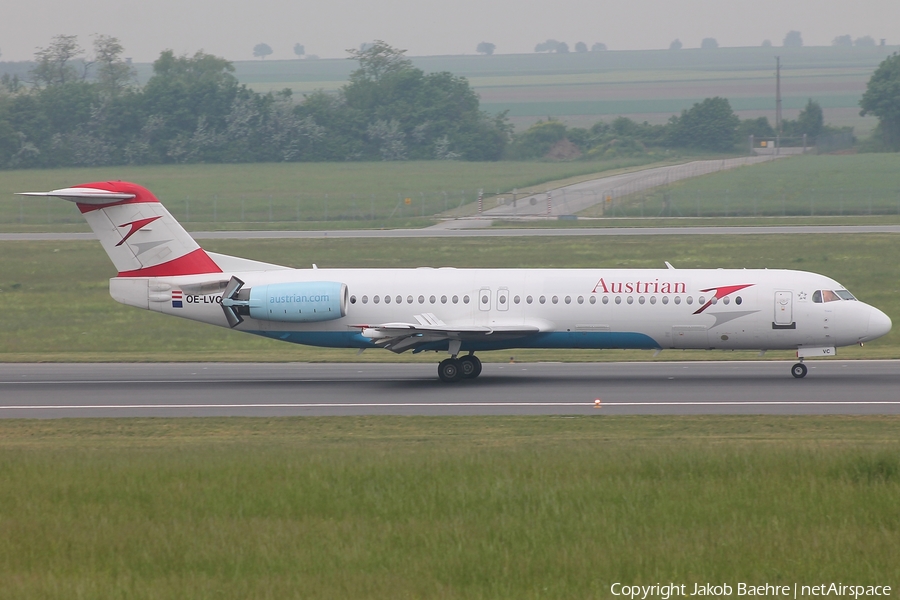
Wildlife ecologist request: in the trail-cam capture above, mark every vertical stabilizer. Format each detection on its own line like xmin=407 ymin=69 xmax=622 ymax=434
xmin=18 ymin=181 xmax=222 ymax=277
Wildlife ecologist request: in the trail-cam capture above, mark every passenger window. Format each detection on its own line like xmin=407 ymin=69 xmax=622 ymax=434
xmin=590 ymin=296 xmax=597 ymax=304
xmin=565 ymin=296 xmax=572 ymax=304
xmin=463 ymin=295 xmax=470 ymax=304
xmin=552 ymin=296 xmax=558 ymax=304
xmin=674 ymin=297 xmax=681 ymax=305
xmin=662 ymin=296 xmax=669 ymax=305
xmin=601 ymin=296 xmax=608 ymax=304
xmin=723 ymin=297 xmax=730 ymax=305
xmin=686 ymin=296 xmax=693 ymax=305
xmin=418 ymin=295 xmax=425 ymax=304
xmin=514 ymin=295 xmax=520 ymax=304
xmin=650 ymin=296 xmax=657 ymax=305
xmin=430 ymin=295 xmax=436 ymax=304
xmin=577 ymin=296 xmax=584 ymax=304
xmin=374 ymin=296 xmax=380 ymax=304
xmin=627 ymin=296 xmax=634 ymax=305
xmin=385 ymin=295 xmax=391 ymax=304
xmin=442 ymin=295 xmax=448 ymax=304
xmin=350 ymin=295 xmax=357 ymax=304
xmin=362 ymin=295 xmax=369 ymax=304
xmin=615 ymin=296 xmax=622 ymax=305
xmin=407 ymin=295 xmax=413 ymax=304
xmin=539 ymin=296 xmax=546 ymax=304
xmin=452 ymin=295 xmax=459 ymax=304
xmin=395 ymin=295 xmax=402 ymax=304
xmin=526 ymin=295 xmax=533 ymax=304
xmin=735 ymin=296 xmax=743 ymax=305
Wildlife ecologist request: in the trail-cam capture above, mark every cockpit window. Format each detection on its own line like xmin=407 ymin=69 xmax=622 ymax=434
xmin=813 ymin=289 xmax=852 ymax=303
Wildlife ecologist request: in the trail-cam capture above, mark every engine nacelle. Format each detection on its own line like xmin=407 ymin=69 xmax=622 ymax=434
xmin=248 ymin=281 xmax=348 ymax=323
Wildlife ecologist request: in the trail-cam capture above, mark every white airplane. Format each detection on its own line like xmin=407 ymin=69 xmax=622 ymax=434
xmin=19 ymin=181 xmax=892 ymax=381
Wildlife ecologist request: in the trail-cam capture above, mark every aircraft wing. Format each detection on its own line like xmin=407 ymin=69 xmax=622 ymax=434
xmin=354 ymin=313 xmax=542 ymax=353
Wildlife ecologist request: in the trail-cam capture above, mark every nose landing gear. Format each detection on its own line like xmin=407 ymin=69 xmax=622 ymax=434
xmin=438 ymin=353 xmax=483 ymax=382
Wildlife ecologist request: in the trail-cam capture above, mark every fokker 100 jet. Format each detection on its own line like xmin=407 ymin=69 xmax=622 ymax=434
xmin=19 ymin=181 xmax=892 ymax=381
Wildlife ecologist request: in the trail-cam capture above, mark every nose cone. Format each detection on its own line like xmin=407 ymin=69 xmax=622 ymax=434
xmin=865 ymin=307 xmax=892 ymax=342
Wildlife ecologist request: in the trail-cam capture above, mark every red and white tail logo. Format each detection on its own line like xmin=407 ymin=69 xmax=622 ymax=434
xmin=18 ymin=181 xmax=222 ymax=277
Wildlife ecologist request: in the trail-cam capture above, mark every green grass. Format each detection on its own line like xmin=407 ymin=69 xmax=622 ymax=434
xmin=1 ymin=232 xmax=897 ymax=362
xmin=0 ymin=160 xmax=658 ymax=228
xmin=582 ymin=155 xmax=900 ymax=218
xmin=1 ymin=416 xmax=898 ymax=599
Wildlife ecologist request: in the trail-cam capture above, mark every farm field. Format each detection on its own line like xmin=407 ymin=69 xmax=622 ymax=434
xmin=1 ymin=232 xmax=897 ymax=363
xmin=5 ymin=155 xmax=900 ymax=229
xmin=580 ymin=154 xmax=900 ymax=218
xmin=0 ymin=158 xmax=658 ymax=229
xmin=223 ymin=46 xmax=898 ymax=132
xmin=1 ymin=416 xmax=898 ymax=599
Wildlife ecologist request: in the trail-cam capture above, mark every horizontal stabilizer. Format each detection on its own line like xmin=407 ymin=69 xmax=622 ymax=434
xmin=17 ymin=187 xmax=136 ymax=204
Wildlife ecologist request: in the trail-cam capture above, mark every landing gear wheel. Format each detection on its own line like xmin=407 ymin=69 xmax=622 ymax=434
xmin=459 ymin=355 xmax=483 ymax=379
xmin=438 ymin=358 xmax=462 ymax=382
xmin=791 ymin=363 xmax=808 ymax=379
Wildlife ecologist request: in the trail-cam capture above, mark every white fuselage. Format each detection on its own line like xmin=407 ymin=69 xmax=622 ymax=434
xmin=110 ymin=266 xmax=891 ymax=355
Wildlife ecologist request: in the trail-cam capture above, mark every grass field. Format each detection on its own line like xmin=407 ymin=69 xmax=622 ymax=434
xmin=0 ymin=159 xmax=658 ymax=228
xmin=1 ymin=232 xmax=897 ymax=362
xmin=220 ymin=45 xmax=899 ymax=132
xmin=1 ymin=416 xmax=898 ymax=599
xmin=582 ymin=154 xmax=900 ymax=218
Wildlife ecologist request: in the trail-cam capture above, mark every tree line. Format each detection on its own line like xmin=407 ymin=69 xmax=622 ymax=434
xmin=0 ymin=39 xmax=510 ymax=168
xmin=1 ymin=38 xmax=897 ymax=169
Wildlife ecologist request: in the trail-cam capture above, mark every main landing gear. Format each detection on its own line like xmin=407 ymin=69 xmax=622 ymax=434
xmin=791 ymin=361 xmax=808 ymax=379
xmin=438 ymin=353 xmax=483 ymax=382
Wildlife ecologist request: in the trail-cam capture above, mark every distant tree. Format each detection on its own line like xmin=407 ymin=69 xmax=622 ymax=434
xmin=346 ymin=40 xmax=412 ymax=83
xmin=476 ymin=42 xmax=496 ymax=55
xmin=669 ymin=39 xmax=682 ymax=50
xmin=783 ymin=31 xmax=803 ymax=47
xmin=293 ymin=43 xmax=305 ymax=58
xmin=253 ymin=43 xmax=273 ymax=59
xmin=574 ymin=42 xmax=588 ymax=53
xmin=793 ymin=98 xmax=824 ymax=138
xmin=832 ymin=35 xmax=853 ymax=47
xmin=700 ymin=38 xmax=718 ymax=50
xmin=591 ymin=42 xmax=608 ymax=51
xmin=93 ymin=35 xmax=135 ymax=94
xmin=359 ymin=42 xmax=375 ymax=52
xmin=667 ymin=96 xmax=739 ymax=151
xmin=855 ymin=36 xmax=876 ymax=47
xmin=762 ymin=39 xmax=773 ymax=47
xmin=737 ymin=116 xmax=776 ymax=141
xmin=31 ymin=34 xmax=83 ymax=87
xmin=535 ymin=39 xmax=566 ymax=53
xmin=859 ymin=52 xmax=900 ymax=150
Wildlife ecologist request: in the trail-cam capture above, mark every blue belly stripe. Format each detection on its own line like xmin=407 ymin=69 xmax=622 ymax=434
xmin=246 ymin=330 xmax=661 ymax=351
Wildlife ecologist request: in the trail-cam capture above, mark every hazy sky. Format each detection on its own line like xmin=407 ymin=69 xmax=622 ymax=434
xmin=1 ymin=0 xmax=897 ymax=62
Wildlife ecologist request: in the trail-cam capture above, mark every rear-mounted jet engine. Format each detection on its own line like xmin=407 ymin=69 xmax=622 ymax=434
xmin=220 ymin=277 xmax=348 ymax=327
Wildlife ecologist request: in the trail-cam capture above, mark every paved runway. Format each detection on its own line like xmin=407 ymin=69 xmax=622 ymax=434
xmin=1 ymin=361 xmax=898 ymax=418
xmin=4 ymin=224 xmax=900 ymax=242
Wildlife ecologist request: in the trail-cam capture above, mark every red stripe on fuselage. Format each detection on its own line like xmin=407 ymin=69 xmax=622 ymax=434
xmin=117 ymin=248 xmax=223 ymax=277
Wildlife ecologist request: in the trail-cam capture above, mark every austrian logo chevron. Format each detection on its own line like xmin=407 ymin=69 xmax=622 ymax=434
xmin=693 ymin=284 xmax=754 ymax=314
xmin=172 ymin=290 xmax=183 ymax=308
xmin=116 ymin=216 xmax=162 ymax=247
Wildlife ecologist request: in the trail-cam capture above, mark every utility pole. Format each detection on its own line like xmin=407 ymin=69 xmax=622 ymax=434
xmin=775 ymin=56 xmax=782 ymax=135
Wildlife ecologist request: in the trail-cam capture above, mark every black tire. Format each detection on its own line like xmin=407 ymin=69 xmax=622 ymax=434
xmin=791 ymin=363 xmax=808 ymax=379
xmin=438 ymin=358 xmax=462 ymax=382
xmin=459 ymin=355 xmax=483 ymax=379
